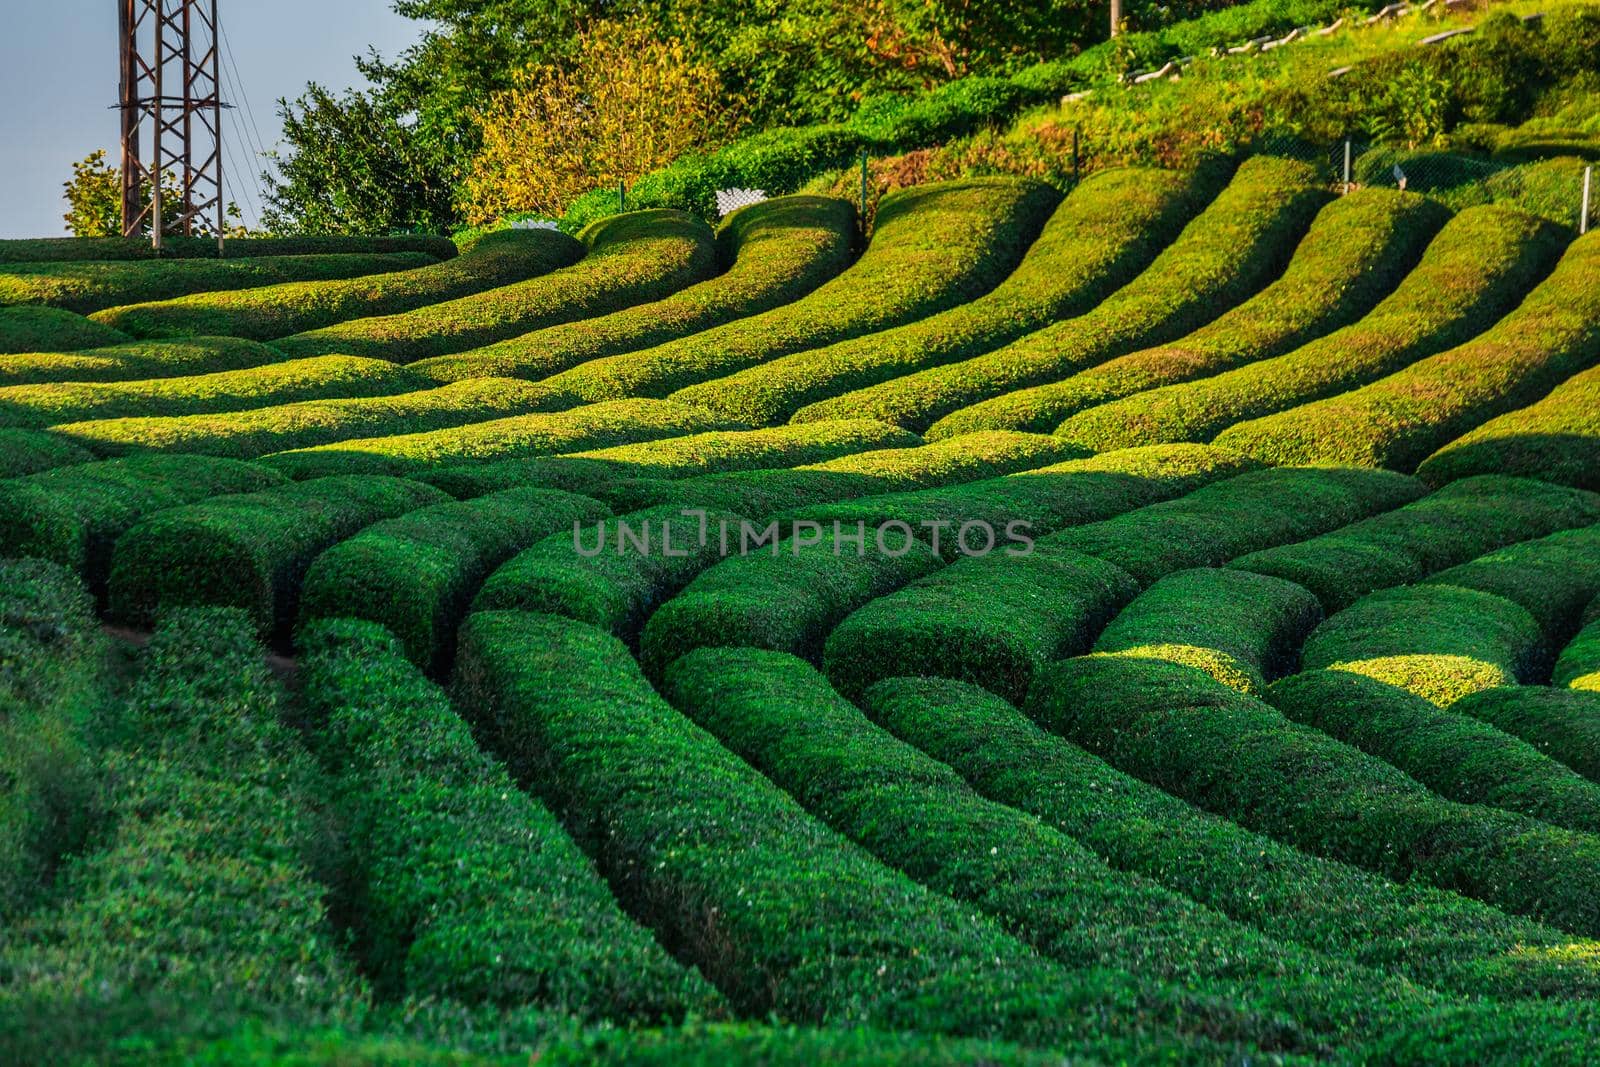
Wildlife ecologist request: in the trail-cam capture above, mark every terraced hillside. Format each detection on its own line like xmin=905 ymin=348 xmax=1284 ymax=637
xmin=5 ymin=30 xmax=1600 ymax=1067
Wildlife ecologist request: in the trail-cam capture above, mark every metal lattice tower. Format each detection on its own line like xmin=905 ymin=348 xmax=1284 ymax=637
xmin=119 ymin=0 xmax=226 ymax=249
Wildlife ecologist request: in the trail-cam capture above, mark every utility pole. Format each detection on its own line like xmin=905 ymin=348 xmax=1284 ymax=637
xmin=119 ymin=0 xmax=227 ymax=252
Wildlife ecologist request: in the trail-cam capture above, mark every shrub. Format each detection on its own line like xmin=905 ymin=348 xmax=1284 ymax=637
xmin=296 ymin=619 xmax=720 ymax=1017
xmin=1418 ymin=362 xmax=1600 ymax=491
xmin=1454 ymin=686 xmax=1600 ymax=782
xmin=260 ymin=399 xmax=742 ymax=480
xmin=269 ymin=211 xmax=717 ymax=363
xmin=107 ymin=475 xmax=449 ymax=634
xmin=0 ymin=305 xmax=128 ymax=354
xmin=641 ymin=527 xmax=943 ymax=679
xmin=794 ymin=156 xmax=1327 ymax=433
xmin=54 ymin=378 xmax=549 ymax=459
xmin=1231 ymin=474 xmax=1600 ymax=613
xmin=531 ymin=179 xmax=1060 ymax=405
xmin=1215 ymin=231 xmax=1600 ymax=469
xmin=93 ymin=229 xmax=582 ymax=341
xmin=670 ymin=166 xmax=1217 ymax=426
xmin=415 ymin=196 xmax=856 ymax=383
xmin=1268 ymin=669 xmax=1600 ymax=837
xmin=0 ymin=356 xmax=428 ymax=429
xmin=451 ymin=610 xmax=1275 ymax=1059
xmin=1421 ymin=524 xmax=1600 ymax=644
xmin=0 ymin=428 xmax=92 ymax=478
xmin=1 ymin=251 xmax=437 ymax=317
xmin=1047 ymin=466 xmax=1425 ymax=584
xmin=1299 ymin=585 xmax=1546 ymax=706
xmin=299 ymin=487 xmax=609 ymax=672
xmin=0 ymin=337 xmax=287 ymax=387
xmin=929 ymin=189 xmax=1446 ymax=435
xmin=1026 ymin=654 xmax=1600 ymax=938
xmin=0 ymin=454 xmax=285 ymax=590
xmin=422 ymin=420 xmax=919 ymax=499
xmin=861 ymin=675 xmax=1600 ymax=1001
xmin=1054 ymin=205 xmax=1568 ymax=450
xmin=1556 ymin=614 xmax=1600 ymax=691
xmin=0 ymin=234 xmax=456 ymax=264
xmin=1093 ymin=568 xmax=1323 ymax=693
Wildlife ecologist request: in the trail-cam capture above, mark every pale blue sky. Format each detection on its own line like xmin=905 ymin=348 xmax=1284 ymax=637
xmin=0 ymin=0 xmax=427 ymax=237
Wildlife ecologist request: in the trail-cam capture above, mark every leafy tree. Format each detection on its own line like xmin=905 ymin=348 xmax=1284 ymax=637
xmin=62 ymin=151 xmax=121 ymax=238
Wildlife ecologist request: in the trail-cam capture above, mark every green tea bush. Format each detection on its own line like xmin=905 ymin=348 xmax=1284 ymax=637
xmin=1421 ymin=524 xmax=1600 ymax=643
xmin=270 ymin=211 xmax=717 ymax=363
xmin=1269 ymin=669 xmax=1600 ymax=836
xmin=0 ymin=428 xmax=92 ymax=478
xmin=415 ymin=197 xmax=856 ymax=383
xmin=55 ymin=378 xmax=549 ymax=459
xmin=0 ymin=337 xmax=286 ymax=387
xmin=1054 ymin=205 xmax=1568 ymax=450
xmin=1093 ymin=568 xmax=1324 ymax=693
xmin=451 ymin=610 xmax=1276 ymax=1059
xmin=0 ymin=355 xmax=428 ymax=429
xmin=1027 ymin=654 xmax=1600 ymax=938
xmin=299 ymin=487 xmax=609 ymax=671
xmin=0 ymin=233 xmax=456 ymax=264
xmin=671 ymin=166 xmax=1216 ymax=425
xmin=1419 ymin=362 xmax=1600 ymax=491
xmin=795 ymin=156 xmax=1326 ymax=433
xmin=1555 ymin=611 xmax=1600 ymax=690
xmin=0 ymin=454 xmax=286 ymax=590
xmin=1454 ymin=686 xmax=1600 ymax=781
xmin=1300 ymin=584 xmax=1547 ymax=705
xmin=533 ymin=180 xmax=1060 ymax=406
xmin=94 ymin=229 xmax=581 ymax=340
xmin=2 ymin=251 xmax=436 ymax=316
xmin=862 ymin=675 xmax=1600 ymax=1001
xmin=297 ymin=619 xmax=720 ymax=1017
xmin=930 ymin=189 xmax=1446 ymax=435
xmin=0 ymin=305 xmax=128 ymax=354
xmin=1231 ymin=475 xmax=1600 ymax=613
xmin=108 ymin=474 xmax=449 ymax=634
xmin=641 ymin=528 xmax=943 ymax=679
xmin=1216 ymin=232 xmax=1600 ymax=469
xmin=260 ymin=399 xmax=741 ymax=480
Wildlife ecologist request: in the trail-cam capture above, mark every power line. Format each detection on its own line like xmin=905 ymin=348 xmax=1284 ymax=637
xmin=218 ymin=22 xmax=273 ymax=221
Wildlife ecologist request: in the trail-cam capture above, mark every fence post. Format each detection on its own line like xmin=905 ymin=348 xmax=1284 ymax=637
xmin=1342 ymin=138 xmax=1352 ymax=193
xmin=859 ymin=150 xmax=869 ymax=233
xmin=1583 ymin=166 xmax=1593 ymax=236
xmin=1073 ymin=127 xmax=1082 ymax=187
xmin=619 ymin=180 xmax=627 ymax=213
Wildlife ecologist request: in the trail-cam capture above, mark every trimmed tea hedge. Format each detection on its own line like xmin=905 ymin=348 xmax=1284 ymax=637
xmin=1421 ymin=524 xmax=1600 ymax=644
xmin=0 ymin=559 xmax=110 ymax=920
xmin=605 ymin=431 xmax=1083 ymax=517
xmin=1419 ymin=363 xmax=1600 ymax=492
xmin=1300 ymin=584 xmax=1547 ymax=706
xmin=1216 ymin=231 xmax=1600 ymax=470
xmin=1269 ymin=669 xmax=1600 ymax=836
xmin=2 ymin=251 xmax=436 ymax=317
xmin=108 ymin=474 xmax=449 ymax=634
xmin=92 ymin=229 xmax=579 ymax=341
xmin=298 ymin=486 xmax=609 ymax=671
xmin=0 ymin=337 xmax=286 ymax=387
xmin=270 ymin=210 xmax=717 ymax=363
xmin=473 ymin=504 xmax=750 ymax=643
xmin=0 ymin=608 xmax=365 ymax=1064
xmin=54 ymin=378 xmax=549 ymax=459
xmin=297 ymin=619 xmax=720 ymax=1017
xmin=421 ymin=420 xmax=920 ymax=500
xmin=1093 ymin=568 xmax=1323 ymax=693
xmin=640 ymin=527 xmax=944 ymax=678
xmin=926 ymin=189 xmax=1446 ymax=437
xmin=671 ymin=166 xmax=1216 ymax=426
xmin=1454 ymin=686 xmax=1600 ymax=783
xmin=0 ymin=355 xmax=428 ymax=429
xmin=0 ymin=233 xmax=456 ymax=264
xmin=531 ymin=179 xmax=1061 ymax=405
xmin=1054 ymin=205 xmax=1568 ymax=451
xmin=794 ymin=156 xmax=1327 ymax=433
xmin=0 ymin=305 xmax=128 ymax=354
xmin=1027 ymin=654 xmax=1600 ymax=939
xmin=1047 ymin=466 xmax=1427 ymax=584
xmin=414 ymin=196 xmax=856 ymax=383
xmin=1556 ymin=612 xmax=1600 ymax=691
xmin=0 ymin=454 xmax=286 ymax=590
xmin=825 ymin=545 xmax=1137 ymax=704
xmin=0 ymin=428 xmax=92 ymax=478
xmin=1231 ymin=475 xmax=1600 ymax=613
xmin=862 ymin=675 xmax=1600 ymax=1001
xmin=451 ymin=610 xmax=1277 ymax=1060
xmin=260 ymin=399 xmax=743 ymax=480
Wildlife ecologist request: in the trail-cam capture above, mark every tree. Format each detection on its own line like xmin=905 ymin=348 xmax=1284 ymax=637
xmin=459 ymin=18 xmax=737 ymax=223
xmin=62 ymin=151 xmax=120 ymax=237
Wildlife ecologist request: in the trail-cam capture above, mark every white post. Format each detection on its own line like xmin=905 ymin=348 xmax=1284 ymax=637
xmin=1110 ymin=0 xmax=1121 ymax=37
xmin=1583 ymin=166 xmax=1593 ymax=236
xmin=1343 ymin=139 xmax=1352 ymax=192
